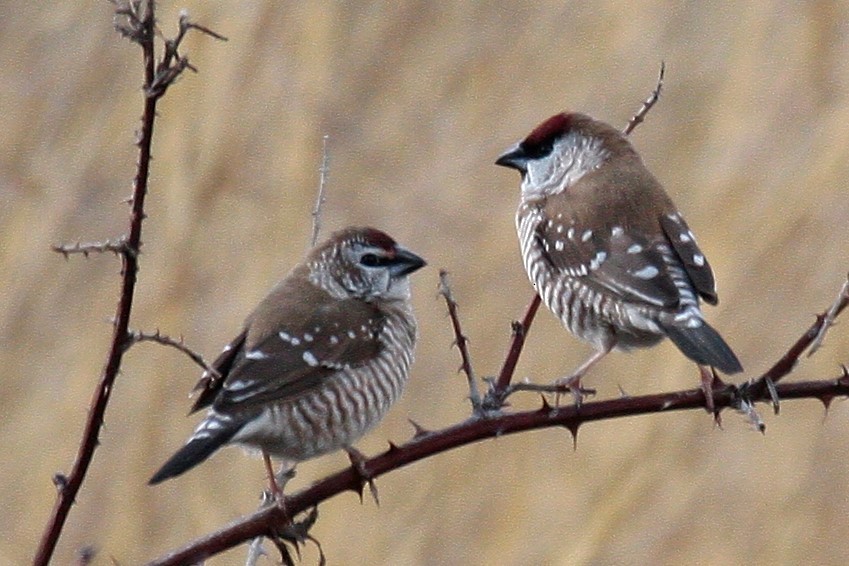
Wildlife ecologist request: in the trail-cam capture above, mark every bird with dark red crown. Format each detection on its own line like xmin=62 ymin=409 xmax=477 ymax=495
xmin=496 ymin=112 xmax=742 ymax=405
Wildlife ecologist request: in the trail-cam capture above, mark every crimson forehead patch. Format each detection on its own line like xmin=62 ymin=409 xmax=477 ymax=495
xmin=358 ymin=227 xmax=397 ymax=252
xmin=523 ymin=112 xmax=574 ymax=147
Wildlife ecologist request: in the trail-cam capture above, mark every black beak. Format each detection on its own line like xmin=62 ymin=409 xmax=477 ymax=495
xmin=495 ymin=144 xmax=528 ymax=173
xmin=390 ymin=247 xmax=427 ymax=277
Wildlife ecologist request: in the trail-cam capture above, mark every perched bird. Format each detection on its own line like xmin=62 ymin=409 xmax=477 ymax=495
xmin=150 ymin=227 xmax=426 ymax=487
xmin=495 ymin=112 xmax=742 ymax=401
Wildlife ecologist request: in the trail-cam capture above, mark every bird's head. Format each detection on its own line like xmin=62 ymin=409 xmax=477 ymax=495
xmin=308 ymin=227 xmax=426 ymax=302
xmin=496 ymin=112 xmax=636 ymax=200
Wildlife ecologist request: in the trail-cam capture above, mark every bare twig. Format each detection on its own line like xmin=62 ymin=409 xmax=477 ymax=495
xmin=623 ymin=61 xmax=665 ymax=135
xmin=51 ymin=236 xmax=131 ymax=259
xmin=34 ymin=5 xmax=224 ymax=565
xmin=808 ymin=274 xmax=849 ymax=356
xmin=742 ymin=274 xmax=849 ymax=406
xmin=311 ymin=135 xmax=330 ymax=247
xmin=484 ymin=295 xmax=542 ymax=409
xmin=126 ymin=329 xmax=220 ymax=378
xmin=438 ymin=270 xmax=481 ymax=413
xmin=148 ymin=10 xmax=228 ymax=99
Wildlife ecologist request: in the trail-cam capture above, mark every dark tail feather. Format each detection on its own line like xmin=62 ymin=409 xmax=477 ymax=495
xmin=149 ymin=416 xmax=242 ymax=485
xmin=663 ymin=320 xmax=743 ymax=374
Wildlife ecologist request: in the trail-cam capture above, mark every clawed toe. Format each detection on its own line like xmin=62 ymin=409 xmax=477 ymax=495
xmin=553 ymin=376 xmax=596 ymax=407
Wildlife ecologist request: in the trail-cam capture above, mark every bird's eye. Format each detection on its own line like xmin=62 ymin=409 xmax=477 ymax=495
xmin=524 ymin=140 xmax=554 ymax=159
xmin=360 ymin=253 xmax=388 ymax=267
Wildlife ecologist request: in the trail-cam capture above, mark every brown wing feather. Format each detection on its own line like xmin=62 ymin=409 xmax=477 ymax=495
xmin=209 ymin=274 xmax=385 ymax=414
xmin=659 ymin=213 xmax=718 ymax=305
xmin=190 ymin=328 xmax=247 ymax=413
xmin=535 ymin=215 xmax=681 ymax=309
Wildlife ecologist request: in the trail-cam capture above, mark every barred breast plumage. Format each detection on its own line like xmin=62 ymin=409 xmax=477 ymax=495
xmin=498 ymin=112 xmax=742 ymax=400
xmin=150 ymin=227 xmax=425 ymax=485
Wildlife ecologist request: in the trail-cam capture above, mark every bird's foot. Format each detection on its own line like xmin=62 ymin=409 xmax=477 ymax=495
xmin=553 ymin=374 xmax=596 ymax=408
xmin=345 ymin=446 xmax=379 ymax=506
xmin=699 ymin=365 xmax=723 ymax=423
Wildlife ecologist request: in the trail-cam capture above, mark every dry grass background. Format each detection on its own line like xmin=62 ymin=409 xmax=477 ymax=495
xmin=2 ymin=2 xmax=849 ymax=565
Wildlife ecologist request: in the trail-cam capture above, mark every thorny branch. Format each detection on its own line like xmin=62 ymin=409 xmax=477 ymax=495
xmin=486 ymin=295 xmax=542 ymax=409
xmin=438 ymin=270 xmax=482 ymax=412
xmin=808 ymin=275 xmax=849 ymax=357
xmin=149 ymin=280 xmax=849 ymax=565
xmin=34 ymin=4 xmax=224 ymax=565
xmin=126 ymin=329 xmax=219 ymax=378
xmin=624 ymin=61 xmax=665 ymax=136
xmin=52 ymin=236 xmax=131 ymax=259
xmin=311 ymin=135 xmax=331 ymax=247
xmin=739 ymin=273 xmax=849 ymax=408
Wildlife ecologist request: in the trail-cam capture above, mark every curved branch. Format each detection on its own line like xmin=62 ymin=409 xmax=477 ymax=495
xmin=148 ymin=371 xmax=849 ymax=566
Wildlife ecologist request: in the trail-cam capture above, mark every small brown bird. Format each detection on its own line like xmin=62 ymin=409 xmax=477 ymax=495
xmin=150 ymin=227 xmax=426 ymax=486
xmin=496 ymin=112 xmax=742 ymax=400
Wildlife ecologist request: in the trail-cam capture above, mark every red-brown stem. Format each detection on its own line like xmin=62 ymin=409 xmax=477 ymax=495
xmin=493 ymin=294 xmax=541 ymax=392
xmin=438 ymin=270 xmax=481 ymax=409
xmin=147 ymin=371 xmax=849 ymax=566
xmin=34 ymin=8 xmax=158 ymax=565
xmin=745 ymin=279 xmax=849 ymax=399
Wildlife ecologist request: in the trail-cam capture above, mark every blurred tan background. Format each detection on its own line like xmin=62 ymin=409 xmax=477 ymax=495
xmin=3 ymin=2 xmax=849 ymax=564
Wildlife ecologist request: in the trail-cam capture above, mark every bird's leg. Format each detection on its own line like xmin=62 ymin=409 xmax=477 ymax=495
xmin=275 ymin=462 xmax=297 ymax=491
xmin=263 ymin=451 xmax=291 ymax=518
xmin=345 ymin=446 xmax=379 ymax=506
xmin=554 ymin=347 xmax=610 ymax=406
xmin=698 ymin=365 xmax=725 ymax=424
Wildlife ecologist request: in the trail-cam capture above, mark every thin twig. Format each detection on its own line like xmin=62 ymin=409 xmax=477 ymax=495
xmin=438 ymin=270 xmax=481 ymax=413
xmin=485 ymin=295 xmax=541 ymax=409
xmin=311 ymin=135 xmax=330 ymax=247
xmin=148 ymin=10 xmax=227 ymax=99
xmin=623 ymin=61 xmax=665 ymax=135
xmin=808 ymin=274 xmax=849 ymax=356
xmin=127 ymin=329 xmax=220 ymax=378
xmin=743 ymin=274 xmax=849 ymax=403
xmin=51 ymin=236 xmax=131 ymax=259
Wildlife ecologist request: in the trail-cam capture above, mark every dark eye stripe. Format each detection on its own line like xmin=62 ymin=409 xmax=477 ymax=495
xmin=360 ymin=253 xmax=391 ymax=267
